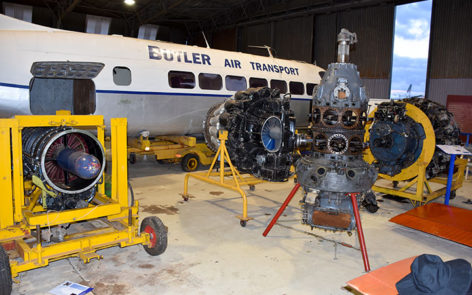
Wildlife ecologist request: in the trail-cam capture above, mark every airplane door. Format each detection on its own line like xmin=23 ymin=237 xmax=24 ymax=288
xmin=29 ymin=62 xmax=104 ymax=115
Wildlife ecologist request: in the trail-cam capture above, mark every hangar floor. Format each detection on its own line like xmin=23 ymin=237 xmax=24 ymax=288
xmin=12 ymin=159 xmax=472 ymax=295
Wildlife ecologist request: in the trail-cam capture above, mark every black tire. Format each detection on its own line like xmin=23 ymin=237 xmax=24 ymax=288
xmin=0 ymin=246 xmax=12 ymax=295
xmin=140 ymin=216 xmax=168 ymax=256
xmin=129 ymin=153 xmax=136 ymax=164
xmin=249 ymin=185 xmax=255 ymax=191
xmin=365 ymin=203 xmax=379 ymax=213
xmin=181 ymin=154 xmax=199 ymax=172
xmin=449 ymin=190 xmax=456 ymax=200
xmin=240 ymin=220 xmax=247 ymax=227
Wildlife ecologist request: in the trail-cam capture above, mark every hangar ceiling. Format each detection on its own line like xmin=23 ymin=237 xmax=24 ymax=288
xmin=6 ymin=0 xmax=415 ymax=32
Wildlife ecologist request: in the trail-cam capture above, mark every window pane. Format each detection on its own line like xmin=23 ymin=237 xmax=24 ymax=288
xmin=199 ymin=73 xmax=222 ymax=90
xmin=289 ymin=81 xmax=304 ymax=95
xmin=225 ymin=75 xmax=247 ymax=91
xmin=306 ymin=83 xmax=317 ymax=96
xmin=168 ymin=71 xmax=195 ymax=89
xmin=113 ymin=66 xmax=131 ymax=86
xmin=249 ymin=77 xmax=268 ymax=88
xmin=270 ymin=79 xmax=287 ymax=93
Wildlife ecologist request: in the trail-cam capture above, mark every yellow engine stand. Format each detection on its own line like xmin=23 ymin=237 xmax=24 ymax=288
xmin=0 ymin=111 xmax=158 ymax=280
xmin=364 ymin=103 xmax=467 ymax=206
xmin=181 ymin=130 xmax=264 ymax=226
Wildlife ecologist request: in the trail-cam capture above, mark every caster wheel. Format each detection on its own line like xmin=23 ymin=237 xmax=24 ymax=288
xmin=249 ymin=185 xmax=255 ymax=191
xmin=365 ymin=203 xmax=379 ymax=213
xmin=449 ymin=190 xmax=456 ymax=200
xmin=182 ymin=196 xmax=189 ymax=201
xmin=181 ymin=154 xmax=199 ymax=172
xmin=240 ymin=220 xmax=247 ymax=227
xmin=140 ymin=216 xmax=168 ymax=256
xmin=129 ymin=153 xmax=136 ymax=164
xmin=0 ymin=246 xmax=12 ymax=295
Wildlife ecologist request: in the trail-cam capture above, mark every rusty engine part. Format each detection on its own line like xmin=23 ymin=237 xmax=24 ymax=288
xmin=296 ymin=29 xmax=377 ymax=231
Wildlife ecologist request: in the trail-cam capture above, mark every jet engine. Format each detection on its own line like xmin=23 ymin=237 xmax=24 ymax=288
xmin=204 ymin=87 xmax=296 ymax=182
xmin=22 ymin=127 xmax=105 ymax=211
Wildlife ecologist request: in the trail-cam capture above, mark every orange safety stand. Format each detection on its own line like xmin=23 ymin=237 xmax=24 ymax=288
xmin=263 ymin=186 xmax=371 ymax=272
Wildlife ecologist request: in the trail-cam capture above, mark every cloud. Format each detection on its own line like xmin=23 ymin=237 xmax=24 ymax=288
xmin=407 ymin=19 xmax=429 ymax=38
xmin=393 ymin=35 xmax=429 ymax=59
xmin=390 ymin=56 xmax=428 ymax=94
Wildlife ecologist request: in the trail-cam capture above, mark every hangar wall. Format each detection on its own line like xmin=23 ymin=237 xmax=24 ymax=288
xmin=223 ymin=5 xmax=395 ymax=99
xmin=426 ymin=0 xmax=472 ymax=106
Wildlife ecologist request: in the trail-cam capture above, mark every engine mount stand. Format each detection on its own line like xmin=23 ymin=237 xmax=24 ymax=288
xmin=181 ymin=130 xmax=265 ymax=227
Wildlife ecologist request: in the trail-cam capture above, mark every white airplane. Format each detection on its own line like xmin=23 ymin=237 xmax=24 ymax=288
xmin=0 ymin=14 xmax=325 ymax=136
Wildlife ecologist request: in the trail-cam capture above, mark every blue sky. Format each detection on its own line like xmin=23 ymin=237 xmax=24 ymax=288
xmin=390 ymin=0 xmax=432 ymax=98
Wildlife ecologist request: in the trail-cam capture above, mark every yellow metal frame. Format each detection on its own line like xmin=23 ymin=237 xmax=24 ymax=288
xmin=128 ymin=135 xmax=215 ymax=166
xmin=371 ymin=158 xmax=467 ymax=206
xmin=364 ymin=103 xmax=466 ymax=205
xmin=0 ymin=111 xmax=150 ymax=278
xmin=182 ymin=131 xmax=264 ymax=223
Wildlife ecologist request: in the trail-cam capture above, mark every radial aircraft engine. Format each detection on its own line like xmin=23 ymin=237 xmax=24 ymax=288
xmin=204 ymin=29 xmax=378 ymax=232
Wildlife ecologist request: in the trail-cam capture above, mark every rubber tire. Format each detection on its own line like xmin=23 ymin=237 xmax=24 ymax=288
xmin=449 ymin=190 xmax=456 ymax=200
xmin=365 ymin=203 xmax=379 ymax=213
xmin=0 ymin=246 xmax=12 ymax=295
xmin=129 ymin=153 xmax=136 ymax=164
xmin=181 ymin=154 xmax=199 ymax=172
xmin=140 ymin=216 xmax=168 ymax=256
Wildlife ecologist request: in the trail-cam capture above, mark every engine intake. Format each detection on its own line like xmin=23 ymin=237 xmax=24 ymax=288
xmin=22 ymin=127 xmax=105 ymax=210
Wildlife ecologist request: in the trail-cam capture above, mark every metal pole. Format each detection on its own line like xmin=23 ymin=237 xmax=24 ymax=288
xmin=348 ymin=193 xmax=370 ymax=272
xmin=444 ymin=154 xmax=456 ymax=205
xmin=263 ymin=183 xmax=300 ymax=237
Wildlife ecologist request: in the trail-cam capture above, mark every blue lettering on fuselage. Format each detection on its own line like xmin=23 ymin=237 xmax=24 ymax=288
xmin=148 ymin=46 xmax=212 ymax=65
xmin=249 ymin=61 xmax=299 ymax=76
xmin=224 ymin=59 xmax=241 ymax=68
xmin=148 ymin=45 xmax=299 ymax=76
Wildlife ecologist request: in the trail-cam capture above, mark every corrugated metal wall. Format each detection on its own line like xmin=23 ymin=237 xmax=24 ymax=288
xmin=238 ymin=23 xmax=272 ymax=56
xmin=427 ymin=0 xmax=472 ymax=106
xmin=215 ymin=5 xmax=395 ymax=99
xmin=272 ymin=15 xmax=313 ymax=63
xmin=314 ymin=6 xmax=395 ymax=98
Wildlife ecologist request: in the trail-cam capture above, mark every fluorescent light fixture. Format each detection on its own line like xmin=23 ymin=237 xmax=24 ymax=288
xmin=124 ymin=0 xmax=135 ymax=5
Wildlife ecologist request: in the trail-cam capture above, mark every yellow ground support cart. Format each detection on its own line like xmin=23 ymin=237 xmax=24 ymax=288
xmin=0 ymin=112 xmax=167 ymax=295
xmin=128 ymin=134 xmax=215 ymax=172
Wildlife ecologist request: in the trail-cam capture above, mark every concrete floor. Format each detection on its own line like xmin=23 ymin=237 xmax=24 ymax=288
xmin=12 ymin=158 xmax=472 ymax=295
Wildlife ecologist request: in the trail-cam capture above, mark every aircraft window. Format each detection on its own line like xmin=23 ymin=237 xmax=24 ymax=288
xmin=168 ymin=71 xmax=195 ymax=89
xmin=249 ymin=77 xmax=268 ymax=88
xmin=199 ymin=73 xmax=222 ymax=90
xmin=270 ymin=79 xmax=287 ymax=93
xmin=113 ymin=66 xmax=131 ymax=86
xmin=289 ymin=81 xmax=304 ymax=95
xmin=306 ymin=83 xmax=318 ymax=96
xmin=226 ymin=75 xmax=247 ymax=91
